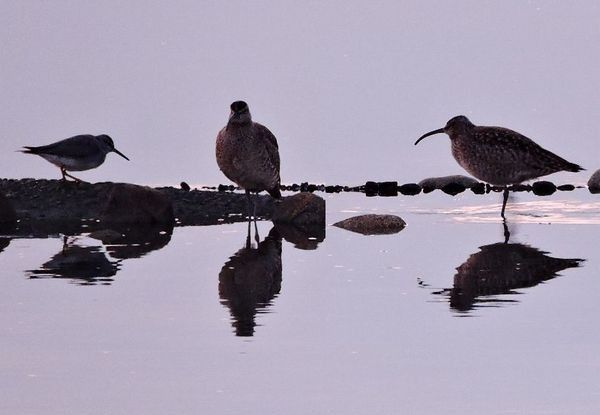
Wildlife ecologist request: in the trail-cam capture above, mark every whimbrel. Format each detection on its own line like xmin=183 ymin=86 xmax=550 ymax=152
xmin=415 ymin=116 xmax=584 ymax=217
xmin=216 ymin=100 xmax=282 ymax=222
xmin=21 ymin=134 xmax=129 ymax=182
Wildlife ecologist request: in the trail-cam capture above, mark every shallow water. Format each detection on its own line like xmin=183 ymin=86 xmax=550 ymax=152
xmin=1 ymin=191 xmax=599 ymax=414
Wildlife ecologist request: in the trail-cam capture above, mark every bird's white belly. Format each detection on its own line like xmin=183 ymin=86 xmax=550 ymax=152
xmin=40 ymin=154 xmax=102 ymax=171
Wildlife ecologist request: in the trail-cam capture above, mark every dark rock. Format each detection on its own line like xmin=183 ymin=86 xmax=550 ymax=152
xmin=419 ymin=175 xmax=479 ymax=192
xmin=364 ymin=181 xmax=378 ymax=196
xmin=532 ymin=181 xmax=557 ymax=196
xmin=557 ymin=184 xmax=575 ymax=191
xmin=588 ymin=169 xmax=600 ymax=194
xmin=441 ymin=183 xmax=466 ymax=196
xmin=272 ymin=193 xmax=325 ymax=227
xmin=470 ymin=183 xmax=486 ymax=194
xmin=218 ymin=184 xmax=235 ymax=192
xmin=100 ymin=183 xmax=175 ymax=225
xmin=378 ymin=181 xmax=398 ymax=196
xmin=300 ymin=182 xmax=309 ymax=192
xmin=399 ymin=183 xmax=422 ymax=195
xmin=180 ymin=182 xmax=191 ymax=192
xmin=325 ymin=185 xmax=342 ymax=193
xmin=333 ymin=214 xmax=406 ymax=235
xmin=307 ymin=184 xmax=317 ymax=192
xmin=0 ymin=179 xmax=277 ymax=228
xmin=509 ymin=184 xmax=531 ymax=192
xmin=0 ymin=192 xmax=17 ymax=224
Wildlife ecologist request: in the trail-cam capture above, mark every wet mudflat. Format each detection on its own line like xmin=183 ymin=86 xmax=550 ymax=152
xmin=1 ymin=191 xmax=599 ymax=414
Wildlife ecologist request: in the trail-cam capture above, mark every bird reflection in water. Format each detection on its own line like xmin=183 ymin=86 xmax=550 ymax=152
xmin=434 ymin=239 xmax=584 ymax=313
xmin=219 ymin=222 xmax=325 ymax=336
xmin=26 ymin=225 xmax=173 ymax=285
xmin=27 ymin=236 xmax=120 ymax=285
xmin=219 ymin=226 xmax=283 ymax=336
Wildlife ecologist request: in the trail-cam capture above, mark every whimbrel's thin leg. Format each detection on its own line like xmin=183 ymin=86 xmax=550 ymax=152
xmin=253 ymin=193 xmax=260 ymax=244
xmin=245 ymin=218 xmax=252 ymax=249
xmin=245 ymin=190 xmax=253 ymax=221
xmin=500 ymin=188 xmax=509 ymax=218
xmin=502 ymin=218 xmax=511 ymax=244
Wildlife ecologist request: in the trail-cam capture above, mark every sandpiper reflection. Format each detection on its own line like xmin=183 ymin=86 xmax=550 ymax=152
xmin=435 ymin=241 xmax=584 ymax=313
xmin=0 ymin=238 xmax=10 ymax=254
xmin=27 ymin=236 xmax=120 ymax=285
xmin=219 ymin=226 xmax=282 ymax=336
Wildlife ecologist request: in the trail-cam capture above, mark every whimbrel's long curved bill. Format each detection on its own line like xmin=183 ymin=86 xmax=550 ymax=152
xmin=113 ymin=148 xmax=130 ymax=161
xmin=414 ymin=128 xmax=445 ymax=145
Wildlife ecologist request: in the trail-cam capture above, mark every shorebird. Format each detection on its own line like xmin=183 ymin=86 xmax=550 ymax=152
xmin=21 ymin=134 xmax=129 ymax=182
xmin=216 ymin=100 xmax=282 ymax=221
xmin=415 ymin=116 xmax=584 ymax=217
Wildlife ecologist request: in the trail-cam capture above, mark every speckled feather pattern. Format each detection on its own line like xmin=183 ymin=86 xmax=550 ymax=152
xmin=216 ymin=122 xmax=281 ymax=196
xmin=451 ymin=126 xmax=582 ymax=185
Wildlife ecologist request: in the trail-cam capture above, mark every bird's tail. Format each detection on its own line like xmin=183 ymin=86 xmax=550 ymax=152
xmin=20 ymin=146 xmax=39 ymax=154
xmin=565 ymin=162 xmax=585 ymax=173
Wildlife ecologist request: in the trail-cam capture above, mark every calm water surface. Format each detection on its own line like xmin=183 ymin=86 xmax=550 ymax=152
xmin=1 ymin=191 xmax=599 ymax=414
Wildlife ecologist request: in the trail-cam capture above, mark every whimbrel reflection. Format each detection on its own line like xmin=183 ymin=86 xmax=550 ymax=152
xmin=219 ymin=226 xmax=282 ymax=336
xmin=28 ymin=236 xmax=120 ymax=285
xmin=435 ymin=242 xmax=584 ymax=313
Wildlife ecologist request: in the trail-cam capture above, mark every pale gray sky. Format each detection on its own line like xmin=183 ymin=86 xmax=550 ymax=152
xmin=1 ymin=1 xmax=598 ymax=185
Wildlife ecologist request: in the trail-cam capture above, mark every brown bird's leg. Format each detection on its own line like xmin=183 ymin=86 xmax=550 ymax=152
xmin=502 ymin=218 xmax=511 ymax=244
xmin=62 ymin=235 xmax=69 ymax=253
xmin=60 ymin=167 xmax=67 ymax=181
xmin=245 ymin=190 xmax=253 ymax=221
xmin=253 ymin=192 xmax=260 ymax=245
xmin=245 ymin=217 xmax=252 ymax=249
xmin=500 ymin=188 xmax=509 ymax=219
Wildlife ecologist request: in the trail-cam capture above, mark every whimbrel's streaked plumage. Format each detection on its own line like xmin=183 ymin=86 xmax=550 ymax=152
xmin=216 ymin=101 xmax=281 ymax=200
xmin=415 ymin=116 xmax=584 ymax=217
xmin=21 ymin=134 xmax=129 ymax=182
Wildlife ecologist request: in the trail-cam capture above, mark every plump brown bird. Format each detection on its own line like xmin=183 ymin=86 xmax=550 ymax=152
xmin=216 ymin=101 xmax=281 ymax=219
xmin=415 ymin=116 xmax=584 ymax=217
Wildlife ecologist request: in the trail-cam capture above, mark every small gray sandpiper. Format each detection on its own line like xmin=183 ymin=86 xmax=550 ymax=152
xmin=21 ymin=134 xmax=129 ymax=182
xmin=415 ymin=115 xmax=584 ymax=218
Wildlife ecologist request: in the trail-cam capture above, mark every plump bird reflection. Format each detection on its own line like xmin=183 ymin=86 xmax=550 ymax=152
xmin=434 ymin=242 xmax=584 ymax=313
xmin=27 ymin=236 xmax=120 ymax=285
xmin=219 ymin=226 xmax=283 ymax=337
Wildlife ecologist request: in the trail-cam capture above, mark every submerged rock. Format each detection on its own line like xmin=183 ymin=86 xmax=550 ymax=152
xmin=418 ymin=175 xmax=480 ymax=193
xmin=398 ymin=183 xmax=422 ymax=196
xmin=333 ymin=214 xmax=406 ymax=235
xmin=0 ymin=192 xmax=17 ymax=225
xmin=272 ymin=193 xmax=325 ymax=227
xmin=532 ymin=181 xmax=557 ymax=196
xmin=588 ymin=169 xmax=600 ymax=194
xmin=274 ymin=223 xmax=325 ymax=250
xmin=100 ymin=183 xmax=175 ymax=225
